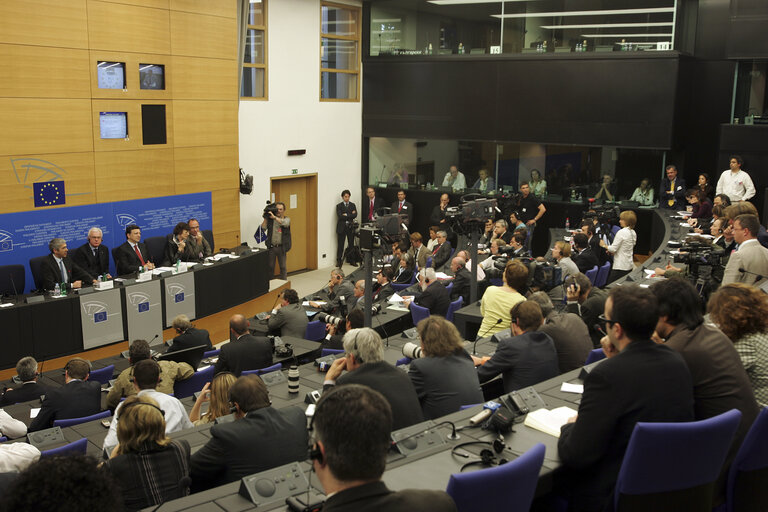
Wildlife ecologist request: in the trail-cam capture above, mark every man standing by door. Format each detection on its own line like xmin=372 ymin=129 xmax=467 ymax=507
xmin=336 ymin=190 xmax=357 ymax=268
xmin=261 ymin=202 xmax=291 ymax=280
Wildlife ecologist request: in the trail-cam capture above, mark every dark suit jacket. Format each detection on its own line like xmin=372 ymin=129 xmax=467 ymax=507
xmin=573 ymin=247 xmax=600 ymax=274
xmin=659 ymin=176 xmax=687 ymax=209
xmin=40 ymin=254 xmax=93 ymax=291
xmin=566 ymin=287 xmax=608 ymax=347
xmin=538 ymin=312 xmax=593 ymax=373
xmin=163 ymin=237 xmax=195 ymax=266
xmin=320 ymin=280 xmax=358 ymax=315
xmin=408 ymin=351 xmax=484 ymax=420
xmin=322 ymin=481 xmax=457 ymax=512
xmin=415 ymin=281 xmax=451 ymax=317
xmin=372 ymin=282 xmax=395 ymax=303
xmin=29 ymin=379 xmax=102 ymax=432
xmin=167 ymin=327 xmax=212 ymax=353
xmin=362 ymin=196 xmax=385 ymax=222
xmin=71 ymin=243 xmax=110 ymax=278
xmin=214 ymin=334 xmax=272 ymax=376
xmin=336 ymin=201 xmax=357 ymax=234
xmin=391 ymin=200 xmax=413 ymax=225
xmin=557 ymin=340 xmax=694 ymax=510
xmin=333 ymin=361 xmax=424 ymax=431
xmin=189 ymin=406 xmax=307 ymax=492
xmin=431 ymin=242 xmax=452 ymax=271
xmin=393 ymin=267 xmax=414 ymax=284
xmin=477 ymin=331 xmax=559 ymax=393
xmin=451 ymin=268 xmax=471 ymax=305
xmin=115 ymin=241 xmax=151 ymax=276
xmin=267 ymin=303 xmax=309 ymax=338
xmin=0 ymin=381 xmax=47 ymax=406
xmin=588 ymin=235 xmax=608 ymax=265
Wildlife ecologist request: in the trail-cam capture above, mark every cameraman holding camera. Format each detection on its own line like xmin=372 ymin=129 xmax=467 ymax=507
xmin=335 ymin=189 xmax=357 ymax=268
xmin=261 ymin=202 xmax=291 ymax=280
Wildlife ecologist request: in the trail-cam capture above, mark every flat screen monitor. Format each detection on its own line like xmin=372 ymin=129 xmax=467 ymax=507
xmin=97 ymin=61 xmax=126 ymax=89
xmin=139 ymin=63 xmax=165 ymax=90
xmin=155 ymin=344 xmax=207 ymax=371
xmin=99 ymin=112 xmax=127 ymax=139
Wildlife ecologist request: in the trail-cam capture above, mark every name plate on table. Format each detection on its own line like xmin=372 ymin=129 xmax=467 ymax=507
xmin=136 ymin=272 xmax=152 ymax=282
xmin=94 ymin=280 xmax=114 ymax=291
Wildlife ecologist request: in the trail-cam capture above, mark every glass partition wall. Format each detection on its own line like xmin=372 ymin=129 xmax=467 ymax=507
xmin=370 ymin=0 xmax=678 ymax=57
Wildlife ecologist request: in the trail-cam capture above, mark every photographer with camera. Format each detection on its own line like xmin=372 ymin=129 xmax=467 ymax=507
xmin=320 ymin=309 xmax=364 ymax=350
xmin=335 ymin=189 xmax=357 ymax=268
xmin=261 ymin=201 xmax=291 ymax=280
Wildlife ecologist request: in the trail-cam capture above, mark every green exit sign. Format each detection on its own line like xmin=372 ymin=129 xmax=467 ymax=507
xmin=291 ymin=169 xmax=298 ymax=175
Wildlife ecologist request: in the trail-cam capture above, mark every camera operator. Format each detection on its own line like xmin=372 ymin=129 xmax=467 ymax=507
xmin=321 ymin=309 xmax=364 ymax=350
xmin=261 ymin=202 xmax=291 ymax=281
xmin=335 ymin=189 xmax=357 ymax=268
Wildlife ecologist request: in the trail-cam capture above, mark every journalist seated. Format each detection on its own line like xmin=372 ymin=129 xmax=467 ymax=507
xmin=167 ymin=314 xmax=212 ymax=353
xmin=403 ymin=268 xmax=451 ymax=317
xmin=309 ymin=269 xmax=355 ymax=314
xmin=267 ymin=288 xmax=308 ymax=338
xmin=320 ymin=308 xmax=364 ymax=351
xmin=0 ymin=356 xmax=48 ymax=406
xmin=28 ymin=358 xmax=101 ymax=432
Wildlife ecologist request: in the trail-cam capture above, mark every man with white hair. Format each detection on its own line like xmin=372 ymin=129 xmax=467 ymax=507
xmin=431 ymin=230 xmax=452 ymax=272
xmin=72 ymin=227 xmax=111 ymax=279
xmin=404 ymin=268 xmax=451 ymax=317
xmin=323 ymin=328 xmax=423 ymax=430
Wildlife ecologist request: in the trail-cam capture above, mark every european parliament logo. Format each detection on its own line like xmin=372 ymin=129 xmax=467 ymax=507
xmin=128 ymin=292 xmax=151 ymax=313
xmin=115 ymin=213 xmax=137 ymax=227
xmin=82 ymin=301 xmax=109 ymax=324
xmin=167 ymin=283 xmax=185 ymax=304
xmin=33 ymin=181 xmax=65 ymax=207
xmin=0 ymin=230 xmax=13 ymax=252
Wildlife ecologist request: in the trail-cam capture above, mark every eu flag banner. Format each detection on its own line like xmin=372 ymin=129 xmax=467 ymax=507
xmin=33 ymin=181 xmax=66 ymax=207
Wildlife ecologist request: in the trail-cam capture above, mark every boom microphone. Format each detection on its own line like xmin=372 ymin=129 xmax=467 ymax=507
xmin=473 ymin=318 xmax=502 ymax=355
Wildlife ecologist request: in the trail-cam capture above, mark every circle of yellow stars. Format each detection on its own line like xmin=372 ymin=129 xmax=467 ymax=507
xmin=38 ymin=182 xmax=61 ymax=206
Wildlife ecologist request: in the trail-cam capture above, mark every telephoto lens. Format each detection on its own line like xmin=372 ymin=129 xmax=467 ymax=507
xmin=402 ymin=342 xmax=423 ymax=359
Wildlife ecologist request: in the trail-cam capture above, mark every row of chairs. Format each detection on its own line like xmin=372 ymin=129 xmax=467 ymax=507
xmin=584 ymin=260 xmax=612 ymax=289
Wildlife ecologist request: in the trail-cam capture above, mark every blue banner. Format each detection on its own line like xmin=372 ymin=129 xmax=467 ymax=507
xmin=0 ymin=192 xmax=212 ymax=293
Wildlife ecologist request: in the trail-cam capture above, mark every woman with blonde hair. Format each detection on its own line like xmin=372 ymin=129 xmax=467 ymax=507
xmin=103 ymin=395 xmax=191 ymax=511
xmin=601 ymin=210 xmax=637 ymax=283
xmin=189 ymin=371 xmax=237 ymax=425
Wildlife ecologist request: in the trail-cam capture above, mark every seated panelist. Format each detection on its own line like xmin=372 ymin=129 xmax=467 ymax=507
xmin=40 ymin=238 xmax=96 ymax=291
xmin=186 ymin=218 xmax=212 ymax=261
xmin=115 ymin=224 xmax=155 ymax=275
xmin=163 ymin=222 xmax=194 ymax=266
xmin=71 ymin=227 xmax=111 ymax=279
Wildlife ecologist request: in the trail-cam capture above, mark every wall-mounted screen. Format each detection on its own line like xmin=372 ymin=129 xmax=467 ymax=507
xmin=139 ymin=64 xmax=165 ymax=90
xmin=100 ymin=112 xmax=128 ymax=139
xmin=97 ymin=61 xmax=126 ymax=89
xmin=141 ymin=105 xmax=167 ymax=145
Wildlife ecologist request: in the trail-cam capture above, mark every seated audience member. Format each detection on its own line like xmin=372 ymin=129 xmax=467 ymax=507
xmin=581 ymin=222 xmax=607 ymax=265
xmin=722 ymin=214 xmax=768 ymax=285
xmin=686 ymin=188 xmax=713 ymax=219
xmin=310 ymin=268 xmax=356 ymax=314
xmin=324 ymin=328 xmax=424 ymax=430
xmin=528 ymin=292 xmax=592 ymax=373
xmin=508 ymin=231 xmax=529 ymax=258
xmin=708 ymin=284 xmax=768 ymax=407
xmin=0 ymin=357 xmax=47 ymax=406
xmin=565 ymin=272 xmax=609 ymax=347
xmin=323 ymin=309 xmax=365 ymax=351
xmin=310 ymin=384 xmax=458 ymax=512
xmin=478 ymin=260 xmax=527 ymax=338
xmin=455 ymin=249 xmax=486 ymax=282
xmin=103 ymin=395 xmax=191 ymax=510
xmin=480 ymin=218 xmax=495 ymax=247
xmin=698 ymin=172 xmax=715 ymax=200
xmin=551 ymin=241 xmax=579 ymax=295
xmin=474 ymin=301 xmax=559 ymax=393
xmin=0 ymin=408 xmax=27 ymax=440
xmin=372 ymin=267 xmax=395 ymax=303
xmin=107 ymin=339 xmax=194 ymax=410
xmin=394 ymin=252 xmax=416 ymax=284
xmin=350 ymin=279 xmax=368 ymax=311
xmin=408 ymin=317 xmax=484 ymax=420
xmin=190 ymin=375 xmax=307 ymax=491
xmin=594 ymin=174 xmax=616 ymax=201
xmin=115 ymin=224 xmax=155 ymax=275
xmin=404 ymin=268 xmax=451 ymax=317
xmin=714 ymin=193 xmax=731 ymax=208
xmin=712 ymin=216 xmax=736 ymax=253
xmin=71 ymin=227 xmax=111 ymax=279
xmin=426 ymin=226 xmax=440 ymax=252
xmin=472 ymin=168 xmax=495 ymax=192
xmin=186 ymin=218 xmax=212 ymax=261
xmin=479 ymin=239 xmax=508 ymax=272
xmin=430 ymin=193 xmax=453 ymax=229
xmin=267 ymin=288 xmax=308 ymax=338
xmin=189 ymin=371 xmax=238 ymax=425
xmin=571 ymin=233 xmax=599 ymax=274
xmin=214 ymin=314 xmax=272 ymax=376
xmin=40 ymin=238 xmax=95 ymax=291
xmin=509 ymin=211 xmax=526 ymax=232
xmin=629 ymin=178 xmax=655 ymax=206
xmin=104 ymin=360 xmax=193 ymax=456
xmin=557 ymin=285 xmax=694 ymax=512
xmin=724 ymin=201 xmax=768 ymax=248
xmin=163 ymin=222 xmax=192 ymax=266
xmin=492 ymin=219 xmax=513 ymax=244
xmin=0 ymin=443 xmax=39 ymax=474
xmin=449 ymin=256 xmax=471 ymax=305
xmin=407 ymin=233 xmax=428 ymax=270
xmin=0 ymin=455 xmax=123 ymax=511
xmin=29 ymin=358 xmax=101 ymax=432
xmin=167 ymin=314 xmax=212 ymax=353
xmin=431 ymin=231 xmax=452 ymax=271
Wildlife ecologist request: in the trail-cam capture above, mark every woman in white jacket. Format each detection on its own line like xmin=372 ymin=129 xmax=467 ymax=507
xmin=601 ymin=210 xmax=637 ymax=284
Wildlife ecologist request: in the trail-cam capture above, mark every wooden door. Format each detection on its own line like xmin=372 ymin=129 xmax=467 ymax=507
xmin=270 ymin=174 xmax=317 ymax=276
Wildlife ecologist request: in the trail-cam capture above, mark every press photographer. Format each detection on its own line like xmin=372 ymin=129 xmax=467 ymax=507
xmin=261 ymin=201 xmax=291 ymax=280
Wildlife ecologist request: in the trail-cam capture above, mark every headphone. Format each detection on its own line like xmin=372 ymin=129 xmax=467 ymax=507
xmin=118 ymin=401 xmax=165 ymax=420
xmin=451 ymin=436 xmax=508 ymax=471
xmin=307 ymin=412 xmax=324 ymax=464
xmin=350 ymin=331 xmax=364 ymax=364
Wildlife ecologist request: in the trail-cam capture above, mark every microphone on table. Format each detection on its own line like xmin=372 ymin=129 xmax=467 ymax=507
xmin=593 ymin=324 xmax=608 ymax=338
xmin=391 ymin=420 xmax=461 ymax=451
xmin=473 ymin=318 xmax=502 ymax=355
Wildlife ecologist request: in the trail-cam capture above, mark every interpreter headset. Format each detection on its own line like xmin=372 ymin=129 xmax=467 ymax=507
xmin=450 ymin=436 xmax=508 ymax=471
xmin=117 ymin=401 xmax=165 ymax=420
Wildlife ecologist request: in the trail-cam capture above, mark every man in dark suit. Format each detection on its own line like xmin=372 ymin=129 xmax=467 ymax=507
xmin=311 ymin=384 xmax=457 ymax=512
xmin=190 ymin=374 xmax=307 ymax=492
xmin=362 ymin=186 xmax=385 ymax=223
xmin=0 ymin=357 xmax=47 ymax=406
xmin=449 ymin=257 xmax=470 ymax=305
xmin=572 ymin=233 xmax=600 ymax=274
xmin=581 ymin=222 xmax=608 ymax=265
xmin=214 ymin=314 xmax=272 ymax=376
xmin=528 ymin=292 xmax=592 ymax=373
xmin=71 ymin=227 xmax=111 ymax=279
xmin=391 ymin=189 xmax=413 ymax=226
xmin=405 ymin=268 xmax=451 ymax=317
xmin=336 ymin=190 xmax=357 ymax=267
xmin=40 ymin=238 xmax=96 ymax=291
xmin=114 ymin=224 xmax=155 ymax=276
xmin=309 ymin=269 xmax=356 ymax=315
xmin=372 ymin=267 xmax=395 ymax=304
xmin=167 ymin=314 xmax=212 ymax=353
xmin=431 ymin=231 xmax=452 ymax=272
xmin=659 ymin=164 xmax=687 ymax=209
xmin=29 ymin=358 xmax=102 ymax=432
xmin=557 ymin=285 xmax=694 ymax=511
xmin=267 ymin=288 xmax=308 ymax=338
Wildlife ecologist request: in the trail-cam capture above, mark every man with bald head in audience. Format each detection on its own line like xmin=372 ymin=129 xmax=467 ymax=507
xmin=214 ymin=314 xmax=272 ymax=376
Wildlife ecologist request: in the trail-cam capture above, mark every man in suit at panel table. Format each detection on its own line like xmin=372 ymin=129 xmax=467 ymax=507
xmin=29 ymin=358 xmax=102 ymax=432
xmin=40 ymin=238 xmax=96 ymax=292
xmin=0 ymin=357 xmax=48 ymax=406
xmin=722 ymin=214 xmax=768 ymax=286
xmin=70 ymin=227 xmax=111 ymax=280
xmin=266 ymin=288 xmax=309 ymax=339
xmin=403 ymin=268 xmax=451 ymax=317
xmin=186 ymin=217 xmax=212 ymax=261
xmin=362 ymin=186 xmax=385 ymax=223
xmin=557 ymin=285 xmax=694 ymax=512
xmin=114 ymin=224 xmax=155 ymax=276
xmin=214 ymin=314 xmax=272 ymax=376
xmin=166 ymin=314 xmax=213 ymax=353
xmin=391 ymin=189 xmax=413 ymax=226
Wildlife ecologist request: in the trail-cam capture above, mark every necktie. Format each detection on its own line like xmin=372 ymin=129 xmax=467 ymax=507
xmin=134 ymin=244 xmax=146 ymax=265
xmin=369 ymin=200 xmax=374 ymax=220
xmin=433 ymin=244 xmax=440 ymax=255
xmin=59 ymin=260 xmax=68 ymax=283
xmin=668 ymin=180 xmax=675 ymax=207
xmin=399 ymin=202 xmax=403 ymax=213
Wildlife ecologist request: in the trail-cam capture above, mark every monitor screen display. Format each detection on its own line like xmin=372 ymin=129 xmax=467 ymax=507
xmin=100 ymin=112 xmax=127 ymax=139
xmin=139 ymin=63 xmax=165 ymax=90
xmin=97 ymin=61 xmax=126 ymax=89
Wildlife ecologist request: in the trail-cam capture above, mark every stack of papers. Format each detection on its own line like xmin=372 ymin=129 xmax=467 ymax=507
xmin=523 ymin=406 xmax=578 ymax=437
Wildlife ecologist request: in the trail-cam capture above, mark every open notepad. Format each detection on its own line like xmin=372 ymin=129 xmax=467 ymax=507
xmin=523 ymin=406 xmax=578 ymax=438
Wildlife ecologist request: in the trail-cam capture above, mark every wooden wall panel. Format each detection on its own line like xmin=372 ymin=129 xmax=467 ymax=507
xmin=170 ymin=11 xmax=237 ymax=59
xmin=215 ymin=230 xmax=241 ymax=249
xmin=173 ymin=145 xmax=238 ymax=193
xmin=0 ymin=152 xmax=96 ymax=214
xmin=211 ymin=189 xmax=240 ymax=245
xmin=96 ymin=0 xmax=169 ymax=9
xmin=173 ymin=100 xmax=237 ymax=147
xmin=94 ymin=149 xmax=175 ymax=202
xmin=171 ymin=56 xmax=237 ymax=100
xmin=0 ymin=99 xmax=93 ymax=156
xmin=0 ymin=45 xmax=91 ymax=99
xmin=87 ymin=1 xmax=171 ymax=54
xmin=170 ymin=0 xmax=236 ymax=18
xmin=0 ymin=0 xmax=88 ymax=49
xmin=89 ymin=51 xmax=173 ymax=100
